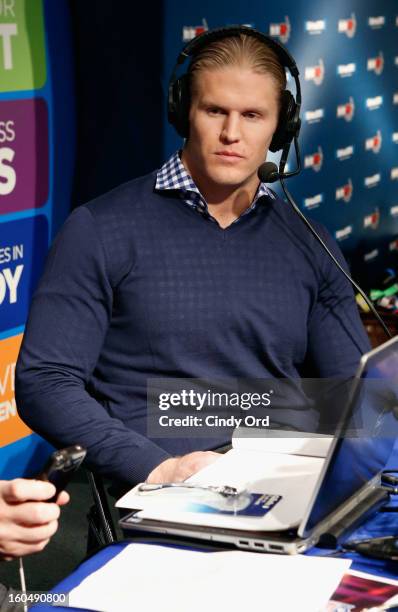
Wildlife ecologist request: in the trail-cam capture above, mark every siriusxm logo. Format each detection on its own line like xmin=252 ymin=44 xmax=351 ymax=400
xmin=335 ymin=226 xmax=353 ymax=241
xmin=338 ymin=13 xmax=356 ymax=38
xmin=365 ymin=130 xmax=382 ymax=153
xmin=304 ymin=147 xmax=323 ymax=172
xmin=390 ymin=205 xmax=398 ymax=217
xmin=305 ymin=108 xmax=325 ymax=123
xmin=303 ymin=193 xmax=323 ymax=209
xmin=367 ymin=52 xmax=384 ymax=75
xmin=366 ymin=96 xmax=383 ymax=111
xmin=269 ymin=16 xmax=291 ymax=43
xmin=336 ymin=145 xmax=354 ymax=160
xmin=368 ymin=16 xmax=385 ymax=28
xmin=337 ymin=62 xmax=356 ymax=77
xmin=305 ymin=59 xmax=325 ymax=85
xmin=364 ymin=173 xmax=381 ymax=188
xmin=336 ymin=97 xmax=355 ymax=122
xmin=364 ymin=249 xmax=379 ymax=262
xmin=305 ymin=20 xmax=326 ymax=35
xmin=393 ymin=133 xmax=398 ymax=144
xmin=335 ymin=179 xmax=353 ymax=203
xmin=391 ymin=167 xmax=398 ymax=180
xmin=393 ymin=93 xmax=398 ymax=105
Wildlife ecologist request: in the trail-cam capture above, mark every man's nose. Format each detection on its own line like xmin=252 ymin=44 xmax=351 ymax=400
xmin=220 ymin=113 xmax=241 ymax=142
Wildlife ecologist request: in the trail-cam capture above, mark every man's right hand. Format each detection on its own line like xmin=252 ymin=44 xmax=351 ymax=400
xmin=146 ymin=451 xmax=220 ymax=484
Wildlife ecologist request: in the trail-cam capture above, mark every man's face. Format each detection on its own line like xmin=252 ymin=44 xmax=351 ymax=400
xmin=182 ymin=66 xmax=279 ymax=197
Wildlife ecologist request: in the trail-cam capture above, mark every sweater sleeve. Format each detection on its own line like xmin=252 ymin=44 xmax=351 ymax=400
xmin=305 ymin=225 xmax=371 ymax=378
xmin=15 ymin=206 xmax=171 ymax=486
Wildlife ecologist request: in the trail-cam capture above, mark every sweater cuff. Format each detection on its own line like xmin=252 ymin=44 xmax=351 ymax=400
xmin=121 ymin=445 xmax=173 ymax=486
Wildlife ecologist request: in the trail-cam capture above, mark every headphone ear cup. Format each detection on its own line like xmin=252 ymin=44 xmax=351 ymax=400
xmin=269 ymin=90 xmax=298 ymax=153
xmin=168 ymin=74 xmax=190 ymax=139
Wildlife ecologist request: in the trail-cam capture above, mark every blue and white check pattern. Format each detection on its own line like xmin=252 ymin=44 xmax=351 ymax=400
xmin=155 ymin=151 xmax=275 ymax=223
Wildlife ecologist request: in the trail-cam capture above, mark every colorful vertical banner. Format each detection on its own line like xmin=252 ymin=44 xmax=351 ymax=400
xmin=0 ymin=0 xmax=75 ymax=477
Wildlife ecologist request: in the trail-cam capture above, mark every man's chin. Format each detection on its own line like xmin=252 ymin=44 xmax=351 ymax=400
xmin=208 ymin=173 xmax=255 ymax=190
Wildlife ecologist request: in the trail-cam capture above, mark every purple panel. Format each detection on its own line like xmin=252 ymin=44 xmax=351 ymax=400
xmin=0 ymin=98 xmax=49 ymax=214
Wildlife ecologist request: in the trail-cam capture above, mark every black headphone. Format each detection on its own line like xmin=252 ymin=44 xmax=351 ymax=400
xmin=168 ymin=25 xmax=302 ymax=153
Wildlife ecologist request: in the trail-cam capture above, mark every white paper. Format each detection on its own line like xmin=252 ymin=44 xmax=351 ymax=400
xmin=116 ymin=443 xmax=326 ymax=531
xmin=67 ymin=543 xmax=351 ymax=612
xmin=231 ymin=428 xmax=333 ymax=457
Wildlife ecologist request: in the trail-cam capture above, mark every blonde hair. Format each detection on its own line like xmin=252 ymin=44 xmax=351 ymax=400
xmin=188 ymin=34 xmax=286 ymax=104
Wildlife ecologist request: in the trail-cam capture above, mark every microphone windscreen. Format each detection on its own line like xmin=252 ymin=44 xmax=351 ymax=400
xmin=258 ymin=162 xmax=279 ymax=183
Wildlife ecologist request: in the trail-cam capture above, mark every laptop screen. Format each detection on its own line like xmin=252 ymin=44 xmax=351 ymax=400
xmin=300 ymin=336 xmax=398 ymax=537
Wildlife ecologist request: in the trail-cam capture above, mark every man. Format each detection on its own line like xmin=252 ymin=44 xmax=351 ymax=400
xmin=15 ymin=28 xmax=369 ymax=489
xmin=0 ymin=479 xmax=69 ymax=608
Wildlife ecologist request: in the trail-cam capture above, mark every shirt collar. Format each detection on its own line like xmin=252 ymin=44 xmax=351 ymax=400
xmin=155 ymin=151 xmax=275 ymax=204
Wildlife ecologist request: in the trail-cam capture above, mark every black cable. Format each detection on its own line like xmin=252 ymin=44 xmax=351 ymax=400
xmin=278 ymin=147 xmax=392 ymax=341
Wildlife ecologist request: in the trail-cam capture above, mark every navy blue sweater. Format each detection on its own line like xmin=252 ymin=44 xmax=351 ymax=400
xmin=16 ymin=171 xmax=370 ymax=485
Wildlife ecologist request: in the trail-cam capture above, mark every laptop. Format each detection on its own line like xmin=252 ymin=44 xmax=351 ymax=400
xmin=119 ymin=337 xmax=398 ymax=553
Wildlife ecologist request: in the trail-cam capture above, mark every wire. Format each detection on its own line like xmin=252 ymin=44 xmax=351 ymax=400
xmin=279 ymin=173 xmax=393 ymax=340
xmin=19 ymin=557 xmax=28 ymax=612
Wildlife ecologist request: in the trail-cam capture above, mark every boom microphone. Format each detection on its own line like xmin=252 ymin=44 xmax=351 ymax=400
xmin=258 ymin=162 xmax=279 ymax=183
xmin=257 ymin=141 xmax=392 ymax=340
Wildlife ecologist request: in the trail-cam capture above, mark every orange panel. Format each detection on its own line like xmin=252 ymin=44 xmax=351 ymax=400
xmin=0 ymin=334 xmax=32 ymax=447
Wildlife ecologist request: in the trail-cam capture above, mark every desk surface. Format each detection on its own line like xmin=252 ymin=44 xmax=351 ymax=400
xmin=31 ymin=501 xmax=398 ymax=612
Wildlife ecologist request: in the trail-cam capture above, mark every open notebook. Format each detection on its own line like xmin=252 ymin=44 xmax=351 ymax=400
xmin=117 ymin=432 xmax=333 ymax=532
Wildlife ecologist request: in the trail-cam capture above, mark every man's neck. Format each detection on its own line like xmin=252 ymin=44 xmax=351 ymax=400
xmin=206 ymin=187 xmax=258 ymax=228
xmin=181 ymin=151 xmax=260 ymax=229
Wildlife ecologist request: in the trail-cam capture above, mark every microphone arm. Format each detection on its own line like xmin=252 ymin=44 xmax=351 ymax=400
xmin=279 ymin=177 xmax=392 ymax=340
xmin=257 ymin=141 xmax=392 ymax=340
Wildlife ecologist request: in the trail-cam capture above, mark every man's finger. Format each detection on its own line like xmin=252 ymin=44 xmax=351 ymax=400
xmin=2 ymin=479 xmax=57 ymax=503
xmin=56 ymin=491 xmax=70 ymax=506
xmin=9 ymin=501 xmax=61 ymax=526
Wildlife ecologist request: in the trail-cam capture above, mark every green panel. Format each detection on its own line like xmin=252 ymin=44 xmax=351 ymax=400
xmin=0 ymin=0 xmax=46 ymax=92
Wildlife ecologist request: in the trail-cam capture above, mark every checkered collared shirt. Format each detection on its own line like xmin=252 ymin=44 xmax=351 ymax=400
xmin=155 ymin=151 xmax=275 ymax=224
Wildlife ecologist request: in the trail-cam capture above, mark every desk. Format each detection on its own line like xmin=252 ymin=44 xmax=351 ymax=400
xmin=31 ymin=501 xmax=397 ymax=612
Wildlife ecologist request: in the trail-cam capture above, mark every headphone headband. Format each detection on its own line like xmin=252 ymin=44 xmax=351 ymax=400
xmin=177 ymin=25 xmax=299 ymax=76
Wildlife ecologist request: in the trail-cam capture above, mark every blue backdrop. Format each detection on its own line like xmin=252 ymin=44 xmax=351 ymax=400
xmin=162 ymin=0 xmax=398 ymax=284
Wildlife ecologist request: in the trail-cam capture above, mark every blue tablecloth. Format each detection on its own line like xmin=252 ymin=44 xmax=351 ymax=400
xmin=30 ymin=500 xmax=397 ymax=612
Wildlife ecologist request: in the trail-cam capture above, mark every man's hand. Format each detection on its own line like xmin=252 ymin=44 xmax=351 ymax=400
xmin=146 ymin=451 xmax=220 ymax=484
xmin=0 ymin=479 xmax=69 ymax=561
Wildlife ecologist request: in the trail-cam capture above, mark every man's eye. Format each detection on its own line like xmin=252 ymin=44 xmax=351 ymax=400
xmin=244 ymin=112 xmax=259 ymax=119
xmin=207 ymin=108 xmax=222 ymax=115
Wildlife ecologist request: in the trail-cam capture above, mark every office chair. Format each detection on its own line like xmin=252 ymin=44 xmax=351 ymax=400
xmin=86 ymin=470 xmax=118 ymax=550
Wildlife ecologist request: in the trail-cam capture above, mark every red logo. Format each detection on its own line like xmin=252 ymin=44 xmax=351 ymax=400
xmin=182 ymin=20 xmax=209 ymax=42
xmin=337 ymin=97 xmax=355 ymax=122
xmin=336 ymin=179 xmax=353 ymax=203
xmin=367 ymin=52 xmax=384 ymax=75
xmin=305 ymin=59 xmax=325 ymax=86
xmin=269 ymin=16 xmax=291 ymax=44
xmin=365 ymin=130 xmax=382 ymax=154
xmin=363 ymin=209 xmax=380 ymax=230
xmin=338 ymin=13 xmax=357 ymax=38
xmin=304 ymin=146 xmax=323 ymax=172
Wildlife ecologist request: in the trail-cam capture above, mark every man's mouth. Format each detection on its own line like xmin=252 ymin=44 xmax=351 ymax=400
xmin=215 ymin=151 xmax=244 ymax=159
